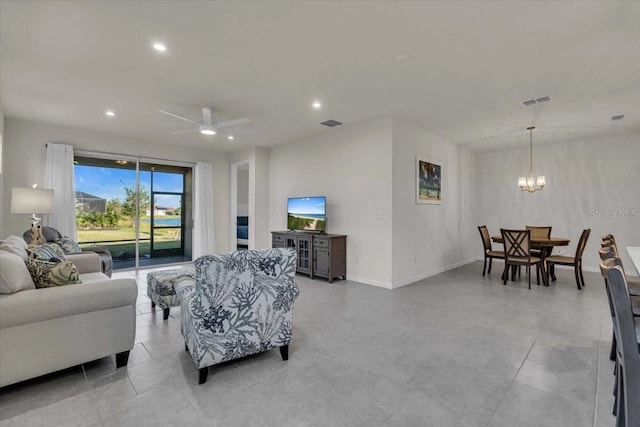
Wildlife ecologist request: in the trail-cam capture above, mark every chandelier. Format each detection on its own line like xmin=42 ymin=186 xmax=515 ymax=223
xmin=518 ymin=126 xmax=546 ymax=193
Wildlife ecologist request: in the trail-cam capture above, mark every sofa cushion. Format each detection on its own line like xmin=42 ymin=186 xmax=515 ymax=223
xmin=0 ymin=235 xmax=29 ymax=261
xmin=0 ymin=252 xmax=36 ymax=294
xmin=26 ymin=258 xmax=80 ymax=288
xmin=54 ymin=237 xmax=82 ymax=254
xmin=29 ymin=243 xmax=67 ymax=261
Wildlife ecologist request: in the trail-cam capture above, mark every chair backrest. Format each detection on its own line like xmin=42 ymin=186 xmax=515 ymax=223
xmin=599 ymin=261 xmax=640 ymax=424
xmin=574 ymin=228 xmax=591 ymax=259
xmin=526 ymin=225 xmax=552 ymax=240
xmin=478 ymin=225 xmax=492 ymax=252
xmin=501 ymin=229 xmax=531 ymax=260
xmin=22 ymin=226 xmax=63 ymax=245
xmin=194 ymin=248 xmax=298 ymax=304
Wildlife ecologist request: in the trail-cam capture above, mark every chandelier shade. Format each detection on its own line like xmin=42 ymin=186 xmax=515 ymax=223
xmin=518 ymin=126 xmax=546 ymax=193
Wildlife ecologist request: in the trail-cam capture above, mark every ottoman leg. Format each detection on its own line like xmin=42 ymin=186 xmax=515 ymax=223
xmin=163 ymin=308 xmax=170 ymax=320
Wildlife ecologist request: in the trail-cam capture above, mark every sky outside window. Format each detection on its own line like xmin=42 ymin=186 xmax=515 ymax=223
xmin=75 ymin=166 xmax=182 ymax=208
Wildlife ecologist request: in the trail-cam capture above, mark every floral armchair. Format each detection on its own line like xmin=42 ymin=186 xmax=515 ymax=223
xmin=175 ymin=248 xmax=299 ymax=384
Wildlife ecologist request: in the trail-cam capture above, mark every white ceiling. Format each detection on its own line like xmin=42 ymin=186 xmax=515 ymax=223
xmin=1 ymin=1 xmax=639 ymax=152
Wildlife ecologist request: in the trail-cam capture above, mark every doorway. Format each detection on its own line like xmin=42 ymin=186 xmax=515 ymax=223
xmin=231 ymin=160 xmax=250 ymax=250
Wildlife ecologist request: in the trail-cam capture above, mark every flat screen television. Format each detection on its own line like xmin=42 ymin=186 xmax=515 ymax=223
xmin=287 ymin=196 xmax=326 ymax=232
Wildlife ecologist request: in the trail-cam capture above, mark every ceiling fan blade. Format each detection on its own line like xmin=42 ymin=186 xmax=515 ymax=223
xmin=159 ymin=110 xmax=199 ymax=125
xmin=171 ymin=128 xmax=199 ymax=135
xmin=215 ymin=117 xmax=251 ymax=129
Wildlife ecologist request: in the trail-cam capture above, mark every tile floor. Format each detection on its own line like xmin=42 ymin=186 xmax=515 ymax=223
xmin=0 ymin=262 xmax=617 ymax=426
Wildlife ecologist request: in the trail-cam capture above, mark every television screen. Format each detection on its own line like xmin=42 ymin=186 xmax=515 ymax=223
xmin=287 ymin=196 xmax=326 ymax=232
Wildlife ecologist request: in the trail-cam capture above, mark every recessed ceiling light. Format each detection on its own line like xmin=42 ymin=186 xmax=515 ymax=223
xmin=105 ymin=110 xmax=115 ymax=117
xmin=115 ymin=160 xmax=128 ymax=165
xmin=312 ymin=101 xmax=322 ymax=110
xmin=153 ymin=42 xmax=167 ymax=52
xmin=227 ymin=135 xmax=234 ymax=140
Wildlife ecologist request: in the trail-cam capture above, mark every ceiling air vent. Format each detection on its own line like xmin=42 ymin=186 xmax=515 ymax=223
xmin=611 ymin=114 xmax=625 ymax=121
xmin=321 ymin=119 xmax=343 ymax=127
xmin=522 ymin=96 xmax=551 ymax=107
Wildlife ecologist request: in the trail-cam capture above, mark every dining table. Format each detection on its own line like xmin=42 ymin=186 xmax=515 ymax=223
xmin=626 ymin=246 xmax=640 ymax=277
xmin=491 ymin=235 xmax=571 ymax=286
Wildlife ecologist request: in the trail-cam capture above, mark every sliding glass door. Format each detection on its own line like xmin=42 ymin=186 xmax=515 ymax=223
xmin=74 ymin=154 xmax=192 ymax=270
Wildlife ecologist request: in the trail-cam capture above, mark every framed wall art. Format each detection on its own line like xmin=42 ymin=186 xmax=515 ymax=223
xmin=416 ymin=157 xmax=442 ymax=204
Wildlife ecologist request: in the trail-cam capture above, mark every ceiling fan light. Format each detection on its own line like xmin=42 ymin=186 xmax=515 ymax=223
xmin=537 ymin=176 xmax=546 ymax=187
xmin=199 ymin=125 xmax=216 ymax=135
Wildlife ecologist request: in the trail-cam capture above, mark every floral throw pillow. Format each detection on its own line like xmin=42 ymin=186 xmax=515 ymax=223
xmin=25 ymin=258 xmax=80 ymax=288
xmin=54 ymin=237 xmax=83 ymax=254
xmin=29 ymin=243 xmax=67 ymax=261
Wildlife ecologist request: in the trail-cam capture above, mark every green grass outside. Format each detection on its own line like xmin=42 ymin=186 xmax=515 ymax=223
xmin=78 ymin=226 xmax=181 ymax=261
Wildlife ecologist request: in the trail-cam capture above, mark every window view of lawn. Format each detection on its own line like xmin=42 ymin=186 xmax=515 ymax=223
xmin=74 ymin=157 xmax=188 ymax=267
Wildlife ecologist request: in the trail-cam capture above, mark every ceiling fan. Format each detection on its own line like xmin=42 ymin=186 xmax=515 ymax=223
xmin=160 ymin=107 xmax=250 ymax=136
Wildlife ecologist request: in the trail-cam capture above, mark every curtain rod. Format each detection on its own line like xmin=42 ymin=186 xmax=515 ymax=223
xmin=72 ymin=148 xmax=196 ymax=167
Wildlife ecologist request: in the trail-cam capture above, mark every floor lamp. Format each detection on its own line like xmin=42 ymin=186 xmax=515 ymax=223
xmin=10 ymin=186 xmax=54 ymax=246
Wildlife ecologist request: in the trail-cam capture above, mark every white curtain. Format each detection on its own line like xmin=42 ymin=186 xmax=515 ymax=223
xmin=44 ymin=143 xmax=77 ymax=240
xmin=193 ymin=162 xmax=216 ymax=258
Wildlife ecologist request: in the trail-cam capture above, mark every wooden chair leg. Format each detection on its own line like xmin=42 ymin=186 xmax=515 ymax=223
xmin=199 ymin=367 xmax=209 ymax=385
xmin=550 ymin=263 xmax=557 ymax=281
xmin=279 ymin=344 xmax=289 ymax=361
xmin=527 ymin=265 xmax=531 ymax=289
xmin=578 ymin=262 xmax=586 ymax=288
xmin=163 ymin=308 xmax=170 ymax=320
xmin=488 ymin=257 xmax=493 ymax=274
xmin=536 ymin=264 xmax=540 ymax=286
xmin=482 ymin=256 xmax=487 ymax=276
xmin=574 ymin=264 xmax=582 ymax=290
xmin=502 ymin=264 xmax=508 ymax=285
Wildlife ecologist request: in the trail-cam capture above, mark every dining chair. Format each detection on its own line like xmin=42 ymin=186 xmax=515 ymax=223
xmin=546 ymin=228 xmax=590 ymax=289
xmin=501 ymin=229 xmax=541 ymax=289
xmin=599 ymin=247 xmax=640 ymax=362
xmin=526 ymin=225 xmax=552 ymax=257
xmin=599 ymin=248 xmax=640 ymax=317
xmin=477 ymin=225 xmax=505 ymax=276
xmin=599 ymin=260 xmax=640 ymax=426
xmin=601 ymin=237 xmax=640 ymax=297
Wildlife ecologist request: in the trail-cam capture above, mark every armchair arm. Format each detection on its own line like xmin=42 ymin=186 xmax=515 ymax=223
xmin=67 ymin=252 xmax=102 ymax=274
xmin=0 ymin=278 xmax=138 ymax=328
xmin=81 ymin=246 xmax=109 ymax=255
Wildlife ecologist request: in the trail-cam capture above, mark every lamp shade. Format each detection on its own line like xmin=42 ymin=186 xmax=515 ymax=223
xmin=10 ymin=187 xmax=54 ymax=214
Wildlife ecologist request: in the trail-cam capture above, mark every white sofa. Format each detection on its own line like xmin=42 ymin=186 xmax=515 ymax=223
xmin=0 ymin=237 xmax=138 ymax=388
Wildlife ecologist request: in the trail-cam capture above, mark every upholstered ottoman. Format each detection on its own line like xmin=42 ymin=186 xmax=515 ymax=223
xmin=147 ymin=267 xmax=195 ymax=320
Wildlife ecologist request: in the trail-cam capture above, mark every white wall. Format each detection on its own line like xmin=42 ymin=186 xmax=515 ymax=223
xmin=476 ymin=132 xmax=640 ymax=273
xmin=269 ymin=118 xmax=394 ymax=286
xmin=237 ymin=168 xmax=249 ymax=203
xmin=252 ymin=147 xmax=271 ymax=249
xmin=2 ymin=117 xmax=232 ymax=253
xmin=391 ymin=119 xmax=478 ymax=287
xmin=0 ymin=105 xmax=4 ymax=237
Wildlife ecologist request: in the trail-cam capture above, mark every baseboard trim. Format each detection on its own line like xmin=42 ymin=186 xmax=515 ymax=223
xmin=345 ymin=275 xmax=393 ymax=289
xmin=390 ymin=257 xmax=479 ymax=289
